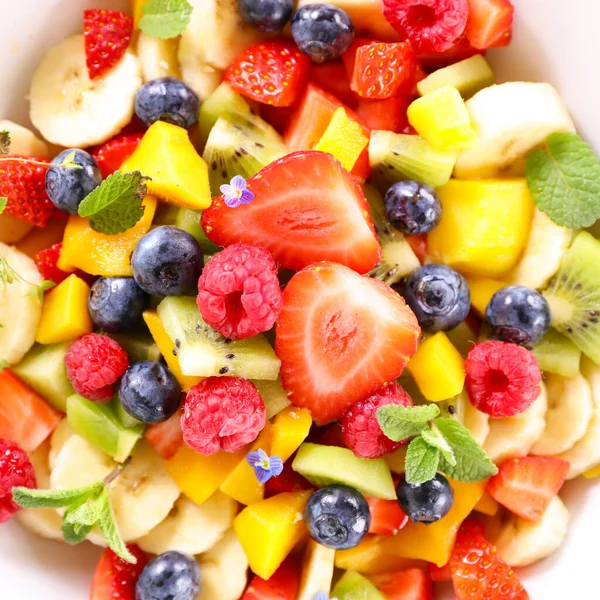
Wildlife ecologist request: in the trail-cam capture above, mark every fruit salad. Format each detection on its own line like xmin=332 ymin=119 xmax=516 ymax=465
xmin=1 ymin=0 xmax=599 ymax=599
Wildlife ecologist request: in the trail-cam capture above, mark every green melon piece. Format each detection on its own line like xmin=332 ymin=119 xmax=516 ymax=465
xmin=533 ymin=329 xmax=581 ymax=377
xmin=332 ymin=571 xmax=385 ymax=600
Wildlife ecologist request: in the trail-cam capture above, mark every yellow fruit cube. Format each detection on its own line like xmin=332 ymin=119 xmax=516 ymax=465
xmin=473 ymin=492 xmax=499 ymax=516
xmin=270 ymin=407 xmax=312 ymax=462
xmin=234 ymin=490 xmax=310 ymax=580
xmin=36 ymin=275 xmax=93 ymax=345
xmin=408 ymin=332 xmax=465 ymax=402
xmin=466 ymin=277 xmax=506 ymax=317
xmin=383 ymin=480 xmax=486 ymax=566
xmin=429 ymin=179 xmax=534 ymax=277
xmin=583 ymin=464 xmax=600 ymax=479
xmin=314 ymin=107 xmax=369 ymax=172
xmin=132 ymin=0 xmax=149 ymax=28
xmin=121 ymin=122 xmax=211 ymax=210
xmin=407 ymin=86 xmax=477 ymax=151
xmin=167 ymin=445 xmax=245 ymax=506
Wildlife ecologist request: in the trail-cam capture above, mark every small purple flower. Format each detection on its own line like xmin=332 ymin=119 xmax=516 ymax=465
xmin=220 ymin=175 xmax=255 ymax=208
xmin=246 ymin=448 xmax=284 ymax=484
xmin=313 ymin=593 xmax=337 ymax=600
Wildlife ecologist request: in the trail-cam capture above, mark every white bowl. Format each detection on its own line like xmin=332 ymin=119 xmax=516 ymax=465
xmin=1 ymin=1 xmax=599 ymax=599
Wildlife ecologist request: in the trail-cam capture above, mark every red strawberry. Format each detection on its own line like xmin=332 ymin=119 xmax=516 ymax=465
xmin=90 ymin=545 xmax=147 ymax=600
xmin=84 ymin=9 xmax=133 ymax=80
xmin=0 ymin=157 xmax=54 ymax=227
xmin=202 ymin=151 xmax=381 ymax=274
xmin=406 ymin=234 xmax=428 ymax=264
xmin=91 ymin=132 xmax=144 ymax=179
xmin=260 ymin=105 xmax=295 ymax=135
xmin=418 ymin=37 xmax=483 ymax=71
xmin=310 ymin=61 xmax=358 ymax=108
xmin=275 ymin=262 xmax=420 ymax=423
xmin=451 ymin=520 xmax=529 ymax=600
xmin=486 ymin=456 xmax=570 ymax=522
xmin=264 ymin=460 xmax=312 ymax=498
xmin=224 ymin=39 xmax=310 ymax=107
xmin=465 ymin=0 xmax=514 ymax=49
xmin=357 ymin=97 xmax=410 ymax=133
xmin=145 ymin=405 xmax=184 ymax=461
xmin=241 ymin=557 xmax=301 ymax=600
xmin=34 ymin=243 xmax=70 ymax=285
xmin=427 ymin=562 xmax=452 ymax=582
xmin=342 ymin=37 xmax=376 ymax=80
xmin=367 ymin=496 xmax=409 ymax=535
xmin=369 ymin=568 xmax=433 ymax=600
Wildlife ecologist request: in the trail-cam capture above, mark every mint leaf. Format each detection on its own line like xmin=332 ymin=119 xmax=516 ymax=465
xmin=526 ymin=132 xmax=600 ymax=228
xmin=26 ymin=279 xmax=55 ymax=302
xmin=422 ymin=426 xmax=456 ymax=467
xmin=0 ymin=197 xmax=7 ymax=214
xmin=62 ymin=519 xmax=93 ymax=545
xmin=377 ymin=404 xmax=440 ymax=442
xmin=97 ymin=487 xmax=137 ymax=564
xmin=140 ymin=0 xmax=193 ymax=39
xmin=0 ymin=130 xmax=9 ymax=155
xmin=63 ymin=497 xmax=102 ymax=527
xmin=436 ymin=418 xmax=498 ymax=482
xmin=12 ymin=483 xmax=102 ymax=509
xmin=404 ymin=436 xmax=440 ymax=485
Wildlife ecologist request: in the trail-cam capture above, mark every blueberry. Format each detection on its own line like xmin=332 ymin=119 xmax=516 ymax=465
xmin=45 ymin=149 xmax=102 ymax=215
xmin=385 ymin=180 xmax=442 ymax=235
xmin=238 ymin=0 xmax=294 ymax=31
xmin=396 ymin=474 xmax=454 ymax=525
xmin=304 ymin=484 xmax=370 ymax=550
xmin=136 ymin=551 xmax=200 ymax=600
xmin=135 ymin=77 xmax=200 ymax=129
xmin=291 ymin=4 xmax=355 ymax=63
xmin=131 ymin=226 xmax=203 ymax=297
xmin=486 ymin=285 xmax=551 ymax=346
xmin=403 ymin=264 xmax=470 ymax=332
xmin=88 ymin=277 xmax=149 ymax=333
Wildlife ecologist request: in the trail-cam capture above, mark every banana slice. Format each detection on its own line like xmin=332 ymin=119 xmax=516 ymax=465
xmin=483 ymin=383 xmax=548 ymax=464
xmin=196 ymin=529 xmax=249 ymax=600
xmin=0 ymin=120 xmax=49 ymax=158
xmin=451 ymin=391 xmax=490 ymax=446
xmin=494 ymin=496 xmax=569 ymax=568
xmin=0 ymin=243 xmax=43 ymax=365
xmin=137 ymin=32 xmax=181 ymax=82
xmin=50 ymin=435 xmax=179 ymax=542
xmin=531 ymin=373 xmax=593 ymax=456
xmin=297 ymin=539 xmax=336 ymax=600
xmin=136 ymin=492 xmax=237 ymax=556
xmin=30 ymin=34 xmax=142 ymax=148
xmin=48 ymin=419 xmax=75 ymax=471
xmin=0 ymin=215 xmax=33 ymax=246
xmin=555 ymin=358 xmax=600 ymax=478
xmin=454 ymin=82 xmax=576 ymax=179
xmin=508 ymin=209 xmax=573 ymax=290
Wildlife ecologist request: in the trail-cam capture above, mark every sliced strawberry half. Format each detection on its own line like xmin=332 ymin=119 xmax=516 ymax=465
xmin=465 ymin=0 xmax=514 ymax=49
xmin=369 ymin=568 xmax=433 ymax=600
xmin=486 ymin=456 xmax=570 ymax=522
xmin=202 ymin=151 xmax=381 ymax=273
xmin=91 ymin=131 xmax=144 ymax=179
xmin=145 ymin=404 xmax=184 ymax=461
xmin=367 ymin=496 xmax=409 ymax=535
xmin=90 ymin=545 xmax=147 ymax=600
xmin=241 ymin=557 xmax=301 ymax=600
xmin=275 ymin=263 xmax=420 ymax=423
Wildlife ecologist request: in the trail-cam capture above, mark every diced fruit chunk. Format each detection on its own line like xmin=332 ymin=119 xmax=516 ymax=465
xmin=270 ymin=407 xmax=313 ymax=462
xmin=367 ymin=496 xmax=409 ymax=535
xmin=368 ymin=568 xmax=433 ymax=600
xmin=332 ymin=570 xmax=384 ymax=600
xmin=465 ymin=0 xmax=515 ymax=49
xmin=466 ymin=276 xmax=506 ymax=317
xmin=241 ymin=557 xmax=301 ymax=600
xmin=473 ymin=492 xmax=499 ymax=516
xmin=533 ymin=330 xmax=581 ymax=378
xmin=145 ymin=407 xmax=183 ymax=461
xmin=357 ymin=97 xmax=410 ymax=133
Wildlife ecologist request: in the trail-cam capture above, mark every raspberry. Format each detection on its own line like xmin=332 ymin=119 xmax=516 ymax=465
xmin=341 ymin=382 xmax=414 ymax=459
xmin=0 ymin=439 xmax=36 ymax=523
xmin=182 ymin=377 xmax=266 ymax=455
xmin=65 ymin=334 xmax=129 ymax=402
xmin=465 ymin=340 xmax=541 ymax=418
xmin=197 ymin=243 xmax=283 ymax=340
xmin=383 ymin=0 xmax=469 ymax=53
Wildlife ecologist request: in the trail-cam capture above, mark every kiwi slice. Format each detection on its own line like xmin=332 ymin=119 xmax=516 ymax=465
xmin=533 ymin=329 xmax=582 ymax=377
xmin=156 ymin=296 xmax=281 ymax=380
xmin=365 ymin=185 xmax=420 ymax=287
xmin=543 ymin=232 xmax=600 ymax=365
xmin=253 ymin=379 xmax=291 ymax=419
xmin=175 ymin=208 xmax=220 ymax=255
xmin=108 ymin=333 xmax=161 ymax=364
xmin=332 ymin=571 xmax=385 ymax=600
xmin=153 ymin=202 xmax=180 ymax=226
xmin=446 ymin=321 xmax=477 ymax=358
xmin=292 ymin=443 xmax=396 ymax=500
xmin=369 ymin=130 xmax=458 ymax=189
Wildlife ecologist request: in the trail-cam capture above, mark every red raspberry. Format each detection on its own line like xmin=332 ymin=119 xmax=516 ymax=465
xmin=383 ymin=0 xmax=469 ymax=53
xmin=0 ymin=439 xmax=36 ymax=523
xmin=465 ymin=340 xmax=541 ymax=418
xmin=341 ymin=382 xmax=414 ymax=459
xmin=65 ymin=334 xmax=129 ymax=402
xmin=197 ymin=243 xmax=283 ymax=340
xmin=182 ymin=377 xmax=266 ymax=455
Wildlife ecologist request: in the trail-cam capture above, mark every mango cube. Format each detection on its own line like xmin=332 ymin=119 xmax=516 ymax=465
xmin=234 ymin=490 xmax=311 ymax=580
xmin=314 ymin=107 xmax=369 ymax=172
xmin=428 ymin=179 xmax=534 ymax=277
xmin=121 ymin=122 xmax=211 ymax=210
xmin=36 ymin=275 xmax=92 ymax=344
xmin=407 ymin=86 xmax=477 ymax=151
xmin=466 ymin=276 xmax=506 ymax=317
xmin=270 ymin=407 xmax=312 ymax=462
xmin=408 ymin=332 xmax=465 ymax=402
xmin=132 ymin=0 xmax=149 ymax=28
xmin=473 ymin=492 xmax=499 ymax=516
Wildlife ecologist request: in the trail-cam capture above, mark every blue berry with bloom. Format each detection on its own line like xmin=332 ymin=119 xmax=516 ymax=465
xmin=246 ymin=448 xmax=284 ymax=483
xmin=221 ymin=175 xmax=255 ymax=208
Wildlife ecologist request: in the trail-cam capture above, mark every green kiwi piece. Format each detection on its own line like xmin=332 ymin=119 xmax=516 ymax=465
xmin=446 ymin=321 xmax=477 ymax=358
xmin=543 ymin=232 xmax=600 ymax=365
xmin=175 ymin=208 xmax=220 ymax=255
xmin=156 ymin=296 xmax=281 ymax=380
xmin=533 ymin=329 xmax=582 ymax=377
xmin=332 ymin=571 xmax=385 ymax=600
xmin=152 ymin=202 xmax=180 ymax=226
xmin=252 ymin=379 xmax=291 ymax=419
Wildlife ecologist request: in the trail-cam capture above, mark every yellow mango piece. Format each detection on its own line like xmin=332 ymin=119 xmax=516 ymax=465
xmin=143 ymin=311 xmax=201 ymax=391
xmin=467 ymin=276 xmax=506 ymax=317
xmin=36 ymin=275 xmax=92 ymax=345
xmin=314 ymin=107 xmax=369 ymax=172
xmin=407 ymin=86 xmax=477 ymax=151
xmin=428 ymin=179 xmax=534 ymax=277
xmin=132 ymin=0 xmax=149 ymax=28
xmin=383 ymin=480 xmax=486 ymax=567
xmin=58 ymin=196 xmax=157 ymax=276
xmin=473 ymin=492 xmax=499 ymax=516
xmin=220 ymin=424 xmax=273 ymax=506
xmin=167 ymin=445 xmax=245 ymax=506
xmin=583 ymin=464 xmax=600 ymax=479
xmin=270 ymin=407 xmax=312 ymax=462
xmin=121 ymin=122 xmax=211 ymax=210
xmin=234 ymin=490 xmax=310 ymax=580
xmin=408 ymin=332 xmax=465 ymax=402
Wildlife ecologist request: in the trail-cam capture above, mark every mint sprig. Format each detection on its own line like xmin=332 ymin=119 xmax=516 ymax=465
xmin=526 ymin=132 xmax=600 ymax=228
xmin=0 ymin=256 xmax=55 ymax=302
xmin=405 ymin=437 xmax=440 ymax=484
xmin=0 ymin=130 xmax=9 ymax=155
xmin=0 ymin=197 xmax=7 ymax=215
xmin=139 ymin=0 xmax=193 ymax=39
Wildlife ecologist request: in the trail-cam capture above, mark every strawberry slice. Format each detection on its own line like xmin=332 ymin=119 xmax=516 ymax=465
xmin=427 ymin=562 xmax=452 ymax=582
xmin=90 ymin=545 xmax=147 ymax=600
xmin=34 ymin=243 xmax=71 ymax=286
xmin=418 ymin=37 xmax=483 ymax=71
xmin=406 ymin=234 xmax=428 ymax=264
xmin=486 ymin=456 xmax=570 ymax=522
xmin=367 ymin=496 xmax=409 ymax=535
xmin=275 ymin=262 xmax=420 ymax=423
xmin=357 ymin=97 xmax=410 ymax=133
xmin=224 ymin=39 xmax=310 ymax=107
xmin=310 ymin=61 xmax=358 ymax=108
xmin=91 ymin=132 xmax=144 ymax=179
xmin=202 ymin=151 xmax=381 ymax=273
xmin=241 ymin=557 xmax=301 ymax=600
xmin=145 ymin=405 xmax=184 ymax=461
xmin=264 ymin=460 xmax=312 ymax=498
xmin=369 ymin=568 xmax=433 ymax=600
xmin=465 ymin=0 xmax=514 ymax=49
